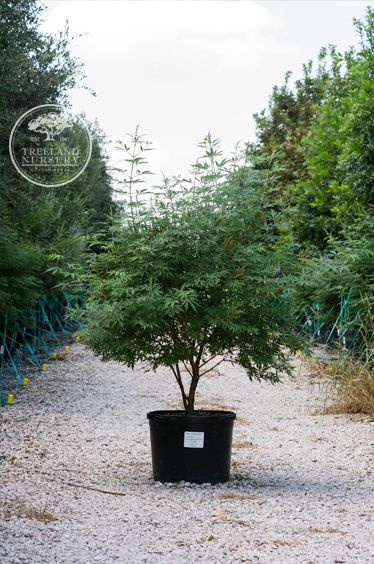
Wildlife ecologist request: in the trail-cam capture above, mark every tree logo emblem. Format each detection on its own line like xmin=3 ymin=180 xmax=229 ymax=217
xmin=28 ymin=112 xmax=73 ymax=141
xmin=9 ymin=104 xmax=92 ymax=188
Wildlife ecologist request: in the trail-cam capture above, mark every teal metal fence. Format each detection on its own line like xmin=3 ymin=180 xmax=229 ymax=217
xmin=288 ymin=287 xmax=371 ymax=364
xmin=0 ymin=295 xmax=83 ymax=405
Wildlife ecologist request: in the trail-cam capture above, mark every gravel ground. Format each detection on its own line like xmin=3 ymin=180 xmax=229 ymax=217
xmin=1 ymin=343 xmax=374 ymax=564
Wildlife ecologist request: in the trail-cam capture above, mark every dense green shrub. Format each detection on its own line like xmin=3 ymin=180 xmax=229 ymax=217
xmin=250 ymin=7 xmax=374 ymax=249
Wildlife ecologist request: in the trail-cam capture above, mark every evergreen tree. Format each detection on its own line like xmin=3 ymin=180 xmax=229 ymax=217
xmin=0 ymin=0 xmax=116 ymax=325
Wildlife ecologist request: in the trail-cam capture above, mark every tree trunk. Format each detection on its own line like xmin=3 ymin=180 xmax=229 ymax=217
xmin=185 ymin=359 xmax=200 ymax=415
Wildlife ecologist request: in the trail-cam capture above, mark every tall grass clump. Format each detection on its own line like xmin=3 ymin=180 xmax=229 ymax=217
xmin=323 ymin=356 xmax=374 ymax=415
xmin=313 ymin=295 xmax=374 ymax=415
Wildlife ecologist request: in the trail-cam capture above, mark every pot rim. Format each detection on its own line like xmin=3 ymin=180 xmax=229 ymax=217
xmin=147 ymin=410 xmax=236 ymax=422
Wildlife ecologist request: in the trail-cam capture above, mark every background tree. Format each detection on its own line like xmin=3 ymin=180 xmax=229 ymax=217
xmin=249 ymin=8 xmax=374 ymax=248
xmin=66 ymin=115 xmax=118 ymax=238
xmin=0 ymin=0 xmax=117 ymax=327
xmin=248 ymin=55 xmax=332 ymax=198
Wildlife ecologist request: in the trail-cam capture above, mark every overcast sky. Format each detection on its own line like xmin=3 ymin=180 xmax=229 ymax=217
xmin=41 ymin=1 xmax=374 ymax=188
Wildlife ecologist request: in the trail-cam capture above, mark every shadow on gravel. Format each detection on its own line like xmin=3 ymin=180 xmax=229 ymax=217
xmin=224 ymin=470 xmax=368 ymax=499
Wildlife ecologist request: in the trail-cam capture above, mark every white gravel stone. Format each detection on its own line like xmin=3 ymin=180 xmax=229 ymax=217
xmin=1 ymin=344 xmax=374 ymax=563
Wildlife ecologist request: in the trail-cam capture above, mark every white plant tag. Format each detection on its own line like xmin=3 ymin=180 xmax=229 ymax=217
xmin=0 ymin=345 xmax=4 ymax=355
xmin=184 ymin=431 xmax=204 ymax=448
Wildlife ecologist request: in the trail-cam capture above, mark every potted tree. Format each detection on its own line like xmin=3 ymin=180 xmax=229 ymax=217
xmin=60 ymin=131 xmax=305 ymax=483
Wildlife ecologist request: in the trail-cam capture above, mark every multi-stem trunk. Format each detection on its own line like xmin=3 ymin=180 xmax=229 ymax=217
xmin=171 ymin=345 xmax=207 ymax=415
xmin=171 ymin=362 xmax=200 ymax=415
xmin=170 ymin=332 xmax=214 ymax=413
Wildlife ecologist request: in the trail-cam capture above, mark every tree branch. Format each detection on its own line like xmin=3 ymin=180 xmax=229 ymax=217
xmin=181 ymin=361 xmax=192 ymax=377
xmin=171 ymin=364 xmax=188 ymax=410
xmin=196 ymin=342 xmax=205 ymax=365
xmin=200 ymin=357 xmax=227 ymax=377
xmin=199 ymin=353 xmax=217 ymax=369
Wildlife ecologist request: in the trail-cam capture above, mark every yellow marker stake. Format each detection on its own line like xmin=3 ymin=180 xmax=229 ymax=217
xmin=75 ymin=337 xmax=79 ymax=343
xmin=65 ymin=346 xmax=69 ymax=352
xmin=22 ymin=378 xmax=28 ymax=386
xmin=7 ymin=395 xmax=13 ymax=404
xmin=42 ymin=364 xmax=48 ymax=371
xmin=52 ymin=353 xmax=57 ymax=360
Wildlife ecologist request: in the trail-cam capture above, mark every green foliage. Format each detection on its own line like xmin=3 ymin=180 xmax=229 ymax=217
xmin=294 ymin=9 xmax=374 ymax=246
xmin=248 ymin=55 xmax=331 ymax=195
xmin=247 ymin=6 xmax=374 ymax=381
xmin=0 ymin=0 xmax=117 ymax=326
xmin=250 ymin=7 xmax=374 ymax=248
xmin=62 ymin=114 xmax=118 ymax=237
xmin=283 ymin=212 xmax=374 ymax=338
xmin=0 ymin=0 xmax=87 ymax=208
xmin=111 ymin=124 xmax=154 ymax=219
xmin=0 ymin=225 xmax=43 ymax=330
xmin=62 ymin=131 xmax=306 ymax=414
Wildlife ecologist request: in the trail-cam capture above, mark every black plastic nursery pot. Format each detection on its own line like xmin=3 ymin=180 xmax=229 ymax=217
xmin=147 ymin=410 xmax=236 ymax=484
